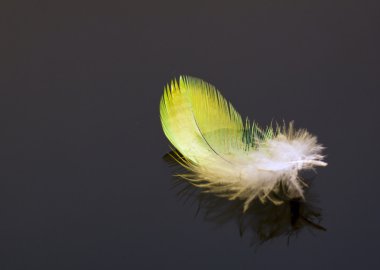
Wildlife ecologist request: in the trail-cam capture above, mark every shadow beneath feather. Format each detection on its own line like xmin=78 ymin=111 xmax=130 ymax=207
xmin=163 ymin=151 xmax=326 ymax=246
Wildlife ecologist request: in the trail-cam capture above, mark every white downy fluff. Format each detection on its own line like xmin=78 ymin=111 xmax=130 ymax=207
xmin=183 ymin=128 xmax=327 ymax=210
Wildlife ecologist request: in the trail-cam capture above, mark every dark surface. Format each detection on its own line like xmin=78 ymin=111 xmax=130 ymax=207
xmin=1 ymin=0 xmax=379 ymax=269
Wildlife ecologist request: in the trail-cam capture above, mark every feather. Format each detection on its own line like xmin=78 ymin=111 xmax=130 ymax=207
xmin=160 ymin=76 xmax=327 ymax=210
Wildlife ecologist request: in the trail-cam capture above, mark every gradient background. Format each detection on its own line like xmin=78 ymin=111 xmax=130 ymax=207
xmin=1 ymin=0 xmax=379 ymax=269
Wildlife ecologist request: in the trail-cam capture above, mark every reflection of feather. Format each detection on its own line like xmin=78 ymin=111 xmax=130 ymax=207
xmin=167 ymin=171 xmax=326 ymax=245
xmin=160 ymin=76 xmax=327 ymax=210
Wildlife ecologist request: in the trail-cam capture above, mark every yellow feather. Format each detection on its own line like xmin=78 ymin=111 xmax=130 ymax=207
xmin=160 ymin=76 xmax=327 ymax=209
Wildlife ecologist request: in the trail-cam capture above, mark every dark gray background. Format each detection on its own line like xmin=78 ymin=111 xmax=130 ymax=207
xmin=1 ymin=0 xmax=379 ymax=269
